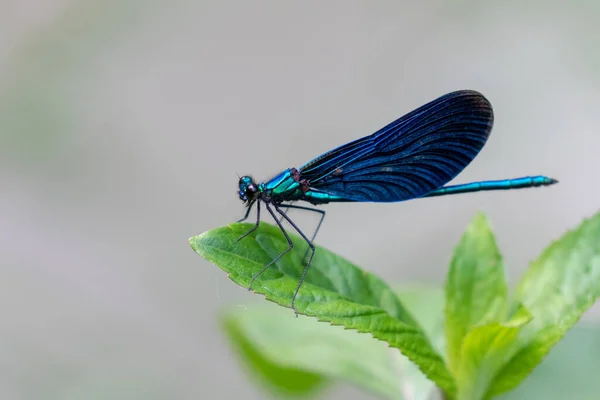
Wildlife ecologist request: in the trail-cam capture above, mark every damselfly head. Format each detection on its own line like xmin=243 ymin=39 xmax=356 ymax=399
xmin=238 ymin=175 xmax=259 ymax=203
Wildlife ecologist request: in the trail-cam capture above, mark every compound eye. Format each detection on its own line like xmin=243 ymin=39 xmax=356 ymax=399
xmin=239 ymin=176 xmax=253 ymax=185
xmin=246 ymin=184 xmax=258 ymax=194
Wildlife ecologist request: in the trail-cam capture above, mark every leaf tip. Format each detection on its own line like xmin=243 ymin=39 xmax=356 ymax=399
xmin=188 ymin=231 xmax=208 ymax=253
xmin=471 ymin=210 xmax=490 ymax=226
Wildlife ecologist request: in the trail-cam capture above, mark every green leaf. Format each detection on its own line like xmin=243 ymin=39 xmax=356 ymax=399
xmin=454 ymin=308 xmax=532 ymax=400
xmin=220 ymin=286 xmax=447 ymax=400
xmin=445 ymin=213 xmax=507 ymax=375
xmin=499 ymin=322 xmax=600 ymax=400
xmin=395 ymin=286 xmax=445 ymax=338
xmin=394 ymin=286 xmax=447 ymax=400
xmin=222 ymin=308 xmax=328 ymax=398
xmin=190 ymin=223 xmax=455 ymax=397
xmin=222 ymin=304 xmax=398 ymax=399
xmin=485 ymin=211 xmax=600 ymax=398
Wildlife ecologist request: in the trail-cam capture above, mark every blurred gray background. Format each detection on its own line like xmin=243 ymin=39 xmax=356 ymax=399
xmin=1 ymin=0 xmax=599 ymax=399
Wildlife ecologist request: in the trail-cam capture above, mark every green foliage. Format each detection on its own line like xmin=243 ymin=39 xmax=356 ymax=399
xmin=222 ymin=310 xmax=328 ymax=397
xmin=190 ymin=211 xmax=600 ymax=400
xmin=453 ymin=314 xmax=530 ymax=400
xmin=499 ymin=322 xmax=600 ymax=400
xmin=486 ymin=213 xmax=600 ymax=398
xmin=445 ymin=213 xmax=508 ymax=376
xmin=219 ymin=287 xmax=444 ymax=400
xmin=190 ymin=223 xmax=455 ymax=395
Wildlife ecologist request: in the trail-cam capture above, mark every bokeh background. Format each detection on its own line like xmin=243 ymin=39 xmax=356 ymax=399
xmin=1 ymin=1 xmax=599 ymax=399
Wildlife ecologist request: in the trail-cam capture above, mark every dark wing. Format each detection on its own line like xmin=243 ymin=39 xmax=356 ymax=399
xmin=299 ymin=90 xmax=493 ymax=202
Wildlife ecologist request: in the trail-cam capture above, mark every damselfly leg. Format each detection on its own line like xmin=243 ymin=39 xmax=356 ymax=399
xmin=237 ymin=201 xmax=255 ymax=223
xmin=235 ymin=201 xmax=261 ymax=243
xmin=280 ymin=204 xmax=325 ymax=263
xmin=275 ymin=205 xmax=315 ymax=317
xmin=248 ymin=203 xmax=294 ymax=291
